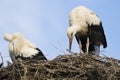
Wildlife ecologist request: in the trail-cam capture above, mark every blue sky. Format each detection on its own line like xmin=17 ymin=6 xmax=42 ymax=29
xmin=0 ymin=0 xmax=120 ymax=65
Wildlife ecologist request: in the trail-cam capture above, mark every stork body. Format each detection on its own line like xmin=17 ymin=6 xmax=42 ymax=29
xmin=67 ymin=6 xmax=107 ymax=54
xmin=4 ymin=32 xmax=47 ymax=62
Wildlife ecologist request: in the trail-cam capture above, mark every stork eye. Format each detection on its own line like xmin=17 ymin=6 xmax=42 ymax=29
xmin=71 ymin=33 xmax=73 ymax=36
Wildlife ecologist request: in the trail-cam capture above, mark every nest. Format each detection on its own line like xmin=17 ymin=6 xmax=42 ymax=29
xmin=0 ymin=53 xmax=120 ymax=80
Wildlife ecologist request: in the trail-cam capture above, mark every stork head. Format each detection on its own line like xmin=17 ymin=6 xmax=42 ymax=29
xmin=67 ymin=26 xmax=77 ymax=50
xmin=4 ymin=32 xmax=22 ymax=42
xmin=4 ymin=33 xmax=13 ymax=42
xmin=4 ymin=32 xmax=25 ymax=55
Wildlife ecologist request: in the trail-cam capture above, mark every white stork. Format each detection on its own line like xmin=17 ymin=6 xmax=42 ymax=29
xmin=4 ymin=32 xmax=47 ymax=62
xmin=67 ymin=6 xmax=107 ymax=55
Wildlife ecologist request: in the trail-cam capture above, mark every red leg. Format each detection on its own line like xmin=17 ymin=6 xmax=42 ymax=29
xmin=79 ymin=39 xmax=83 ymax=53
xmin=86 ymin=37 xmax=89 ymax=55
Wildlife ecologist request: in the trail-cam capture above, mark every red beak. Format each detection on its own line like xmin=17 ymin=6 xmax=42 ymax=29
xmin=69 ymin=37 xmax=73 ymax=50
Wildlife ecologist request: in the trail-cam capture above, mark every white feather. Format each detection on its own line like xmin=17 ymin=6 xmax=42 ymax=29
xmin=4 ymin=32 xmax=39 ymax=60
xmin=69 ymin=6 xmax=101 ymax=27
xmin=21 ymin=46 xmax=38 ymax=58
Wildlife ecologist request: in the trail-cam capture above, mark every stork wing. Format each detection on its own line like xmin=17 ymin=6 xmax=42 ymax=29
xmin=24 ymin=39 xmax=36 ymax=48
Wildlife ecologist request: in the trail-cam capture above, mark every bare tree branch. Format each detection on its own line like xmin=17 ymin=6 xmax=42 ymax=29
xmin=0 ymin=52 xmax=3 ymax=67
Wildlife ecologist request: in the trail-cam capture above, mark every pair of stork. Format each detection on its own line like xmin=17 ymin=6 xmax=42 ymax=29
xmin=4 ymin=6 xmax=107 ymax=62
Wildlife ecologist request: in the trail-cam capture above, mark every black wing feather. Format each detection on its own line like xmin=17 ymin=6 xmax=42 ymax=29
xmin=89 ymin=22 xmax=107 ymax=48
xmin=15 ymin=48 xmax=47 ymax=61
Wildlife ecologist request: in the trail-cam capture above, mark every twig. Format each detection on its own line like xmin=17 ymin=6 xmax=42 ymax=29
xmin=52 ymin=44 xmax=66 ymax=54
xmin=0 ymin=52 xmax=3 ymax=67
xmin=66 ymin=49 xmax=74 ymax=54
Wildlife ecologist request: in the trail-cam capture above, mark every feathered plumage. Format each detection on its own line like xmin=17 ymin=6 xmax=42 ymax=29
xmin=4 ymin=32 xmax=47 ymax=62
xmin=67 ymin=6 xmax=107 ymax=54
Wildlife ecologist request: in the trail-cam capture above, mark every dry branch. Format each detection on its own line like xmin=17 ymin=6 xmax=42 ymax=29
xmin=0 ymin=53 xmax=120 ymax=80
xmin=0 ymin=52 xmax=3 ymax=68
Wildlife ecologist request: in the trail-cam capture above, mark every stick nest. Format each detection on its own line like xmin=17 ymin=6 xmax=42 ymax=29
xmin=0 ymin=53 xmax=120 ymax=80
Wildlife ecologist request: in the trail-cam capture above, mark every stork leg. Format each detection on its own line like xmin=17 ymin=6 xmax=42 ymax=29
xmin=86 ymin=37 xmax=89 ymax=55
xmin=95 ymin=45 xmax=100 ymax=55
xmin=79 ymin=39 xmax=83 ymax=54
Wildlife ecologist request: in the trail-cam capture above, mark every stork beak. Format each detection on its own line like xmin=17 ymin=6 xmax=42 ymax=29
xmin=69 ymin=37 xmax=73 ymax=51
